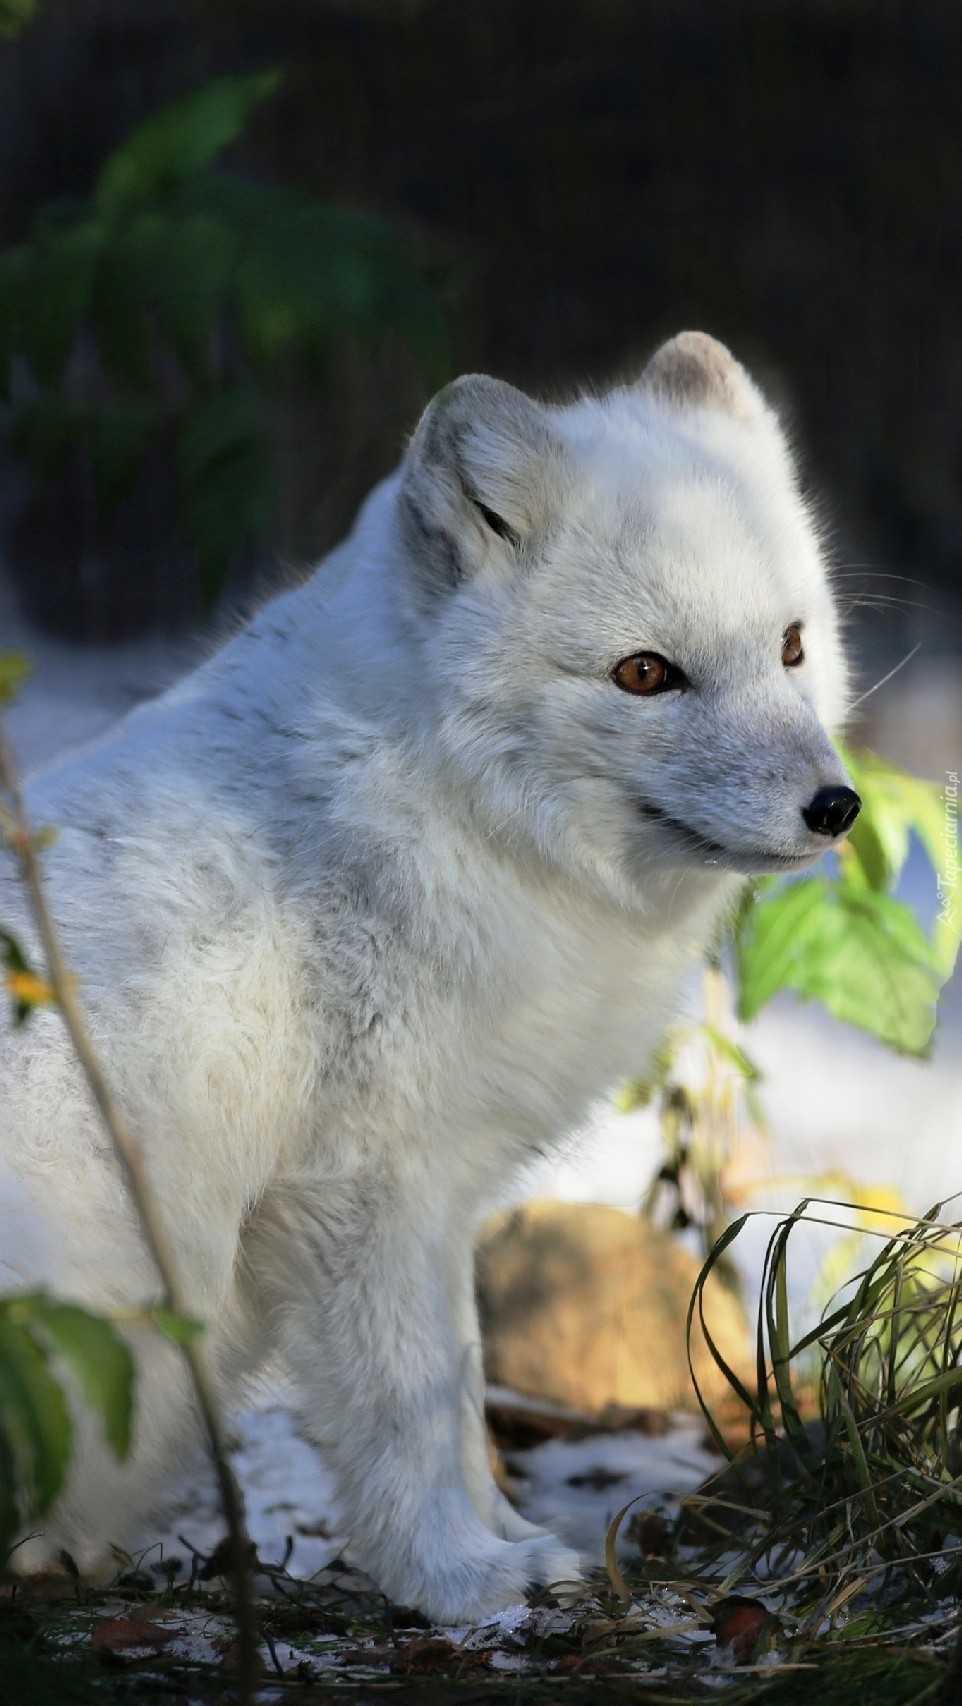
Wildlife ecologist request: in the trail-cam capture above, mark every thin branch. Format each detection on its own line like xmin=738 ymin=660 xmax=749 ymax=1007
xmin=0 ymin=715 xmax=258 ymax=1703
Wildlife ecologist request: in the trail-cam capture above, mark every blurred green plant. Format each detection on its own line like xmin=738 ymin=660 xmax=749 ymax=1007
xmin=0 ymin=1287 xmax=204 ymax=1572
xmin=0 ymin=0 xmax=38 ymax=39
xmin=0 ymin=1292 xmax=134 ymax=1567
xmin=0 ymin=71 xmax=449 ymax=606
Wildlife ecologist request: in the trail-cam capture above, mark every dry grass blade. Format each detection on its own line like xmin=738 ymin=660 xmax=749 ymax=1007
xmin=685 ymin=1196 xmax=962 ymax=1638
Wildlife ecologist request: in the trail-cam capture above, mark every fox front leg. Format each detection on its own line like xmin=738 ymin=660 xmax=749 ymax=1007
xmin=250 ymin=1171 xmax=581 ymax=1624
xmin=450 ymin=1240 xmax=554 ymax=1546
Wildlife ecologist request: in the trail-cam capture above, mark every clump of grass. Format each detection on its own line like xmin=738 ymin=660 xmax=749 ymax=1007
xmin=682 ymin=1196 xmax=962 ymax=1632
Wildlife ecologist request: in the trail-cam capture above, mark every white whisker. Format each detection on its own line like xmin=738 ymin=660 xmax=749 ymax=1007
xmin=848 ymin=643 xmax=922 ymax=712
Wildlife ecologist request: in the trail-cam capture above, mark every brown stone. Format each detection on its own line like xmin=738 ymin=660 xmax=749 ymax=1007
xmin=478 ymin=1199 xmax=750 ymax=1415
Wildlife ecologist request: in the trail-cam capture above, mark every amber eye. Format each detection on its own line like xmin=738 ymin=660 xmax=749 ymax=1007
xmin=782 ymin=622 xmax=804 ymax=667
xmin=612 ymin=653 xmax=685 ymax=695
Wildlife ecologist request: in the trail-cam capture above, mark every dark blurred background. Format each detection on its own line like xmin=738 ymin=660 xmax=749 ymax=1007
xmin=1 ymin=0 xmax=960 ymax=662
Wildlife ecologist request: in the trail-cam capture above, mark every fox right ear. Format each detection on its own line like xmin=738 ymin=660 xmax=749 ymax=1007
xmin=398 ymin=375 xmax=570 ymax=597
xmin=639 ymin=331 xmax=769 ymax=426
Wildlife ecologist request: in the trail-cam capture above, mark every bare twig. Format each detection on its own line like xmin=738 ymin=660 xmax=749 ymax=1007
xmin=0 ymin=716 xmax=258 ymax=1702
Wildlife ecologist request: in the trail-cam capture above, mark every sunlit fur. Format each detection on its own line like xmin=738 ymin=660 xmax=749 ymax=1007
xmin=0 ymin=333 xmax=853 ymax=1621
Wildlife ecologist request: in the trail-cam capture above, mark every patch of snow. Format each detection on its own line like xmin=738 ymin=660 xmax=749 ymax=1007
xmin=130 ymin=1405 xmax=347 ymax=1582
xmin=510 ymin=1419 xmax=718 ymax=1559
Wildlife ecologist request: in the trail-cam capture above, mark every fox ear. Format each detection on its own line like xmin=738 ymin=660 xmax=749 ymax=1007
xmin=639 ymin=331 xmax=768 ymax=425
xmin=399 ymin=375 xmax=570 ymax=595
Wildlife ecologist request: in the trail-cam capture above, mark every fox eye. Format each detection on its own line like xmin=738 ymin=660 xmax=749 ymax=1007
xmin=612 ymin=653 xmax=687 ymax=695
xmin=782 ymin=622 xmax=804 ymax=667
xmin=473 ymin=498 xmax=518 ymax=545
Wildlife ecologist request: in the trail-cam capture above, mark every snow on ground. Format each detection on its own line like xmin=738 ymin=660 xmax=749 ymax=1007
xmin=126 ymin=1395 xmax=719 ymax=1586
xmin=503 ymin=1411 xmax=718 ymax=1558
xmin=127 ymin=1400 xmax=348 ymax=1584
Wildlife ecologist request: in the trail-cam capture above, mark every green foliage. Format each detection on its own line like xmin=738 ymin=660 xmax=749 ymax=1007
xmin=0 ymin=0 xmax=38 ymax=39
xmin=176 ymin=382 xmax=274 ymax=607
xmin=149 ymin=1305 xmax=205 ymax=1349
xmin=733 ymin=747 xmax=960 ymax=1056
xmin=0 ymin=927 xmax=52 ymax=1025
xmin=95 ymin=71 xmax=283 ymax=215
xmin=0 ymin=653 xmax=31 ymax=707
xmin=0 ymin=72 xmax=448 ymax=606
xmin=0 ymin=1293 xmax=134 ymax=1564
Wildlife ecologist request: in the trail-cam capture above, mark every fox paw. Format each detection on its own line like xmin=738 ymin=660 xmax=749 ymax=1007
xmin=392 ymin=1531 xmax=583 ymax=1626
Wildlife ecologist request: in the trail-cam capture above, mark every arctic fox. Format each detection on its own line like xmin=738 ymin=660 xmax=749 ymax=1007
xmin=0 ymin=333 xmax=859 ymax=1622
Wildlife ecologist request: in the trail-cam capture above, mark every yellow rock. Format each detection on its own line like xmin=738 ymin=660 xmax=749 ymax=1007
xmin=478 ymin=1199 xmax=750 ymax=1414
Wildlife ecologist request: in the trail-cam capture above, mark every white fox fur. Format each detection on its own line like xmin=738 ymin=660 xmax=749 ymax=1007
xmin=0 ymin=333 xmax=855 ymax=1621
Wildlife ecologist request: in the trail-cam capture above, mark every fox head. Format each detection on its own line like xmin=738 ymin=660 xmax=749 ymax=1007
xmin=394 ymin=332 xmax=858 ymax=900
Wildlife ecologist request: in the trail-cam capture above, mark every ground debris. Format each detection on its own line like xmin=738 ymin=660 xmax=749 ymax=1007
xmin=6 ymin=1397 xmax=960 ymax=1702
xmin=89 ymin=1610 xmax=181 ymax=1656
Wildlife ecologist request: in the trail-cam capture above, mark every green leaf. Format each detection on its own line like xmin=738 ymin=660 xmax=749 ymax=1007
xmin=150 ymin=1307 xmax=204 ymax=1348
xmin=89 ymin=210 xmax=165 ymax=390
xmin=96 ymin=72 xmax=282 ymax=217
xmin=791 ymin=884 xmax=943 ymax=1055
xmin=92 ymin=207 xmax=236 ymax=391
xmin=151 ymin=212 xmax=236 ymax=385
xmin=25 ymin=1299 xmax=134 ymax=1461
xmin=229 ymin=187 xmax=355 ymax=367
xmin=0 ymin=244 xmax=31 ymax=399
xmin=0 ymin=1421 xmax=18 ymax=1561
xmin=1 ymin=68 xmax=449 ymax=631
xmin=0 ymin=0 xmax=39 ymax=40
xmin=89 ymin=402 xmax=164 ymax=521
xmin=0 ymin=653 xmax=32 ymax=707
xmin=9 ymin=397 xmax=88 ymax=480
xmin=209 ymin=177 xmax=448 ymax=378
xmin=0 ymin=929 xmax=52 ymax=1027
xmin=176 ymin=383 xmax=273 ymax=606
xmin=843 ymin=744 xmax=950 ymax=892
xmin=732 ymin=746 xmax=960 ymax=1054
xmin=0 ymin=1313 xmax=72 ymax=1515
xmin=844 ymin=745 xmax=961 ymax=982
xmin=736 ymin=875 xmax=944 ymax=1056
xmin=17 ymin=218 xmax=101 ymax=386
xmin=841 ymin=811 xmax=889 ymax=893
xmin=734 ymin=877 xmax=828 ymax=1018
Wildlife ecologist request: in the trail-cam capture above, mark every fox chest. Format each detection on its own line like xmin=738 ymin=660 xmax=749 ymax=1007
xmin=429 ymin=908 xmax=695 ymax=1161
xmin=301 ymin=858 xmax=721 ymax=1175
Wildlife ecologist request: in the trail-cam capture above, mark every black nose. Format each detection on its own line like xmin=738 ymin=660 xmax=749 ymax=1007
xmin=802 ymin=786 xmax=861 ymax=838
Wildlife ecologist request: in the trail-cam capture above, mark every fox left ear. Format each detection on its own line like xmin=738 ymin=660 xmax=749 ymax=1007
xmin=639 ymin=331 xmax=769 ymax=426
xmin=398 ymin=374 xmax=571 ymax=597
